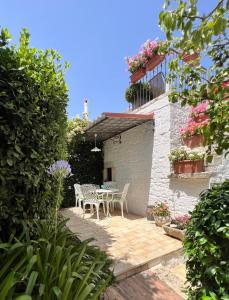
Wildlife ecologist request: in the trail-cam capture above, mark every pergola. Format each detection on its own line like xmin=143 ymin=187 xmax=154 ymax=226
xmin=84 ymin=112 xmax=155 ymax=142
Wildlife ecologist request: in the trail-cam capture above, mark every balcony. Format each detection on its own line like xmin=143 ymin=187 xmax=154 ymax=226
xmin=126 ymin=54 xmax=173 ymax=111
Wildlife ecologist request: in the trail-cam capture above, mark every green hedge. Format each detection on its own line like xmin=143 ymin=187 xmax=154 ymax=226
xmin=63 ymin=140 xmax=103 ymax=208
xmin=0 ymin=28 xmax=68 ymax=241
xmin=184 ymin=180 xmax=229 ymax=299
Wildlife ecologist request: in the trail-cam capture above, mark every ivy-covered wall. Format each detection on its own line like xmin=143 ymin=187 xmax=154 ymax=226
xmin=0 ymin=28 xmax=68 ymax=241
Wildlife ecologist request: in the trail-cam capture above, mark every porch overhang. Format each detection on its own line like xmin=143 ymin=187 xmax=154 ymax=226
xmin=84 ymin=112 xmax=154 ymax=141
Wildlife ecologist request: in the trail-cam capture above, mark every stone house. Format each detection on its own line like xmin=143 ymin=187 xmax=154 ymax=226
xmin=84 ymin=58 xmax=229 ymax=217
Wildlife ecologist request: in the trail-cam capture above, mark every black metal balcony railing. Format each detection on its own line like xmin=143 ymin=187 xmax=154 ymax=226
xmin=127 ymin=53 xmax=185 ymax=111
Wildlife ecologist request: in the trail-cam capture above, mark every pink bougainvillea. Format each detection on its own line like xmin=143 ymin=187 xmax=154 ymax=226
xmin=180 ymin=101 xmax=209 ymax=138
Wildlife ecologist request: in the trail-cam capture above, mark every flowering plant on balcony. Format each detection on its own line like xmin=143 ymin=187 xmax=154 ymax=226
xmin=169 ymin=148 xmax=205 ymax=162
xmin=152 ymin=201 xmax=171 ymax=217
xmin=172 ymin=214 xmax=190 ymax=230
xmin=125 ymin=54 xmax=147 ymax=74
xmin=125 ymin=39 xmax=160 ymax=74
xmin=140 ymin=39 xmax=159 ymax=59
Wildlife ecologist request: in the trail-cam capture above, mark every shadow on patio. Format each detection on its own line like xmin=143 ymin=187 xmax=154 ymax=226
xmin=60 ymin=207 xmax=182 ymax=278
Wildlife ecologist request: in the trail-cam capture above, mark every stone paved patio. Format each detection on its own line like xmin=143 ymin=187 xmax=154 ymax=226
xmin=61 ymin=207 xmax=182 ymax=277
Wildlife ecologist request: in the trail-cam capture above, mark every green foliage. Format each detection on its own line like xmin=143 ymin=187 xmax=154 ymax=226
xmin=159 ymin=0 xmax=229 ymax=155
xmin=125 ymin=82 xmax=153 ymax=103
xmin=0 ymin=28 xmax=68 ymax=241
xmin=184 ymin=180 xmax=229 ymax=299
xmin=0 ymin=218 xmax=113 ymax=299
xmin=62 ymin=118 xmax=103 ymax=207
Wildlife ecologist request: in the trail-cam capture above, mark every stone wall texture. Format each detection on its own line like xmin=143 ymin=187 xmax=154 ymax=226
xmin=103 ymin=93 xmax=229 ymax=216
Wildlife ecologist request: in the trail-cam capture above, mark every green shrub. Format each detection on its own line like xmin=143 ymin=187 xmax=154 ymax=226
xmin=125 ymin=82 xmax=153 ymax=103
xmin=0 ymin=28 xmax=68 ymax=240
xmin=184 ymin=180 xmax=229 ymax=300
xmin=62 ymin=118 xmax=103 ymax=208
xmin=0 ymin=218 xmax=113 ymax=299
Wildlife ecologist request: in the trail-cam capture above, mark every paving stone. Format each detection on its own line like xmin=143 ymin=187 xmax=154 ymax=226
xmin=61 ymin=207 xmax=182 ymax=277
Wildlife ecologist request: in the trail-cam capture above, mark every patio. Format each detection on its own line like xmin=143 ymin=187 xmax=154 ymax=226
xmin=61 ymin=207 xmax=182 ymax=279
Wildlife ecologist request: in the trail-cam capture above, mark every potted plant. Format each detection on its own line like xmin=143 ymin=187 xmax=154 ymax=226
xmin=151 ymin=201 xmax=171 ymax=226
xmin=125 ymin=54 xmax=147 ymax=83
xmin=125 ymin=82 xmax=153 ymax=104
xmin=180 ymin=101 xmax=209 ymax=148
xmin=182 ymin=51 xmax=199 ymax=65
xmin=125 ymin=40 xmax=166 ymax=83
xmin=141 ymin=40 xmax=165 ymax=71
xmin=169 ymin=148 xmax=205 ymax=174
xmin=163 ymin=214 xmax=190 ymax=240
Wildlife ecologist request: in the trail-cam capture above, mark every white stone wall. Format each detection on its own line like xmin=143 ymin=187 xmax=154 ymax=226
xmin=104 ymin=122 xmax=154 ymax=216
xmin=103 ymin=93 xmax=229 ymax=216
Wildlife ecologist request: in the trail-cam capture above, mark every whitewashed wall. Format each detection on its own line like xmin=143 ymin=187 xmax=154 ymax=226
xmin=103 ymin=93 xmax=229 ymax=216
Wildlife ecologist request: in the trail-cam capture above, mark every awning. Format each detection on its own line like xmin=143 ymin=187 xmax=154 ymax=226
xmin=85 ymin=112 xmax=154 ymax=141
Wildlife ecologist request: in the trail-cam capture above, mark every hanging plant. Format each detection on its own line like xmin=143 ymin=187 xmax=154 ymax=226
xmin=125 ymin=82 xmax=153 ymax=104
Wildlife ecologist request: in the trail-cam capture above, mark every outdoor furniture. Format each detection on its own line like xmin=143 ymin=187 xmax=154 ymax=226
xmin=74 ymin=183 xmax=84 ymax=207
xmin=81 ymin=184 xmax=106 ymax=220
xmin=102 ymin=181 xmax=117 ymax=189
xmin=111 ymin=183 xmax=130 ymax=218
xmin=96 ymin=188 xmax=119 ymax=217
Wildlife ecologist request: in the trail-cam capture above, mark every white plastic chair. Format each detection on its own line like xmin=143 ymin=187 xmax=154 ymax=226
xmin=81 ymin=184 xmax=105 ymax=220
xmin=111 ymin=183 xmax=130 ymax=218
xmin=74 ymin=184 xmax=84 ymax=207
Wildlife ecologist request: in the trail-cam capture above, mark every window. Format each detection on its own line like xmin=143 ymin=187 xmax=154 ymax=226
xmin=107 ymin=168 xmax=112 ymax=181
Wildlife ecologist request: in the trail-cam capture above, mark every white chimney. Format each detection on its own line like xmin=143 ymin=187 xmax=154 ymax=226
xmin=83 ymin=98 xmax=89 ymax=120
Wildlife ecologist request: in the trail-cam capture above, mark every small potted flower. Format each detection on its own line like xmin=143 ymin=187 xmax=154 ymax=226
xmin=169 ymin=148 xmax=205 ymax=174
xmin=151 ymin=201 xmax=171 ymax=226
xmin=163 ymin=214 xmax=190 ymax=240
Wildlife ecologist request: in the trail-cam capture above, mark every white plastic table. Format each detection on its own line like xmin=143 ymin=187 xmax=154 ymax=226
xmin=96 ymin=188 xmax=119 ymax=217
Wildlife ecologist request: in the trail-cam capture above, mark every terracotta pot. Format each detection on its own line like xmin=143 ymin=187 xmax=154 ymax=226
xmin=193 ymin=114 xmax=209 ymax=123
xmin=144 ymin=54 xmax=165 ymax=72
xmin=182 ymin=52 xmax=199 ymax=64
xmin=130 ymin=68 xmax=146 ymax=84
xmin=154 ymin=215 xmax=171 ymax=227
xmin=173 ymin=160 xmax=204 ymax=174
xmin=183 ymin=134 xmax=205 ymax=148
xmin=163 ymin=224 xmax=186 ymax=241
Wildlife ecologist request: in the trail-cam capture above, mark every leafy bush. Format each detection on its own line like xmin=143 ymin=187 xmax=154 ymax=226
xmin=0 ymin=218 xmax=113 ymax=299
xmin=125 ymin=82 xmax=153 ymax=103
xmin=0 ymin=28 xmax=68 ymax=240
xmin=62 ymin=118 xmax=103 ymax=208
xmin=184 ymin=180 xmax=229 ymax=299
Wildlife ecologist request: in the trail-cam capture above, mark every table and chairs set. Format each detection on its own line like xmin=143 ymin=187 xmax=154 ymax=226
xmin=74 ymin=182 xmax=130 ymax=220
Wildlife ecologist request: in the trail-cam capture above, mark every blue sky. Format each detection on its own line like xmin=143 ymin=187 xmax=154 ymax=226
xmin=1 ymin=0 xmax=212 ymax=120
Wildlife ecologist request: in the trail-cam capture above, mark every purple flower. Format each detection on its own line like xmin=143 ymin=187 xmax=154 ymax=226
xmin=48 ymin=160 xmax=72 ymax=178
